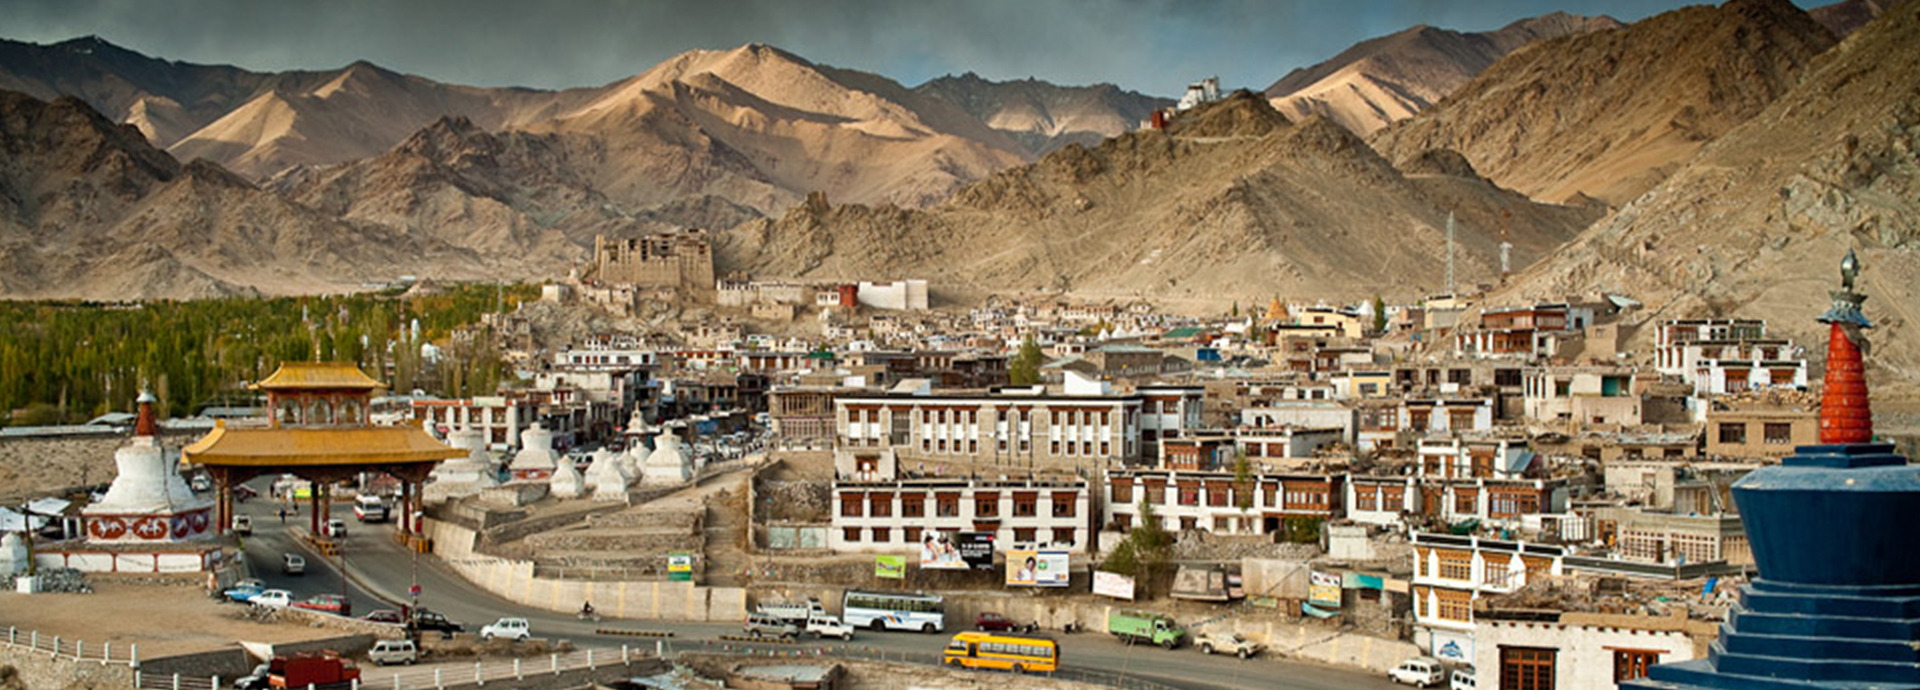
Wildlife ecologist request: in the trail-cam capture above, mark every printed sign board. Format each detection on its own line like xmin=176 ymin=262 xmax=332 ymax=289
xmin=920 ymin=530 xmax=994 ymax=570
xmin=1092 ymin=570 xmax=1135 ymax=600
xmin=1308 ymin=570 xmax=1342 ymax=608
xmin=1005 ymin=549 xmax=1070 ymax=587
xmin=875 ymin=555 xmax=906 ymax=579
xmin=667 ymin=552 xmax=693 ymax=581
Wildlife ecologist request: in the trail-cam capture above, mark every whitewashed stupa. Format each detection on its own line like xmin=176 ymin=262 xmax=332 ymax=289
xmin=508 ymin=423 xmax=559 ymax=481
xmin=425 ymin=425 xmax=498 ymax=501
xmin=82 ymin=393 xmax=214 ymax=543
xmin=587 ymin=449 xmax=633 ymax=501
xmin=640 ymin=430 xmax=693 ymax=485
xmin=549 ymin=455 xmax=586 ymax=499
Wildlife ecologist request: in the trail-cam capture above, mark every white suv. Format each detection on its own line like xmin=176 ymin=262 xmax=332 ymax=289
xmin=251 ymin=589 xmax=293 ymax=609
xmin=806 ymin=615 xmax=854 ymax=641
xmin=481 ymin=617 xmax=531 ymax=641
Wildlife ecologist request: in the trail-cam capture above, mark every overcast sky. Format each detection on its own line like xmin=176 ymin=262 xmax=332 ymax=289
xmin=4 ymin=0 xmax=1828 ymax=97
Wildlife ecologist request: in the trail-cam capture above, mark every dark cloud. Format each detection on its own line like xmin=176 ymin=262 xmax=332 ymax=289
xmin=1 ymin=0 xmax=1825 ymax=96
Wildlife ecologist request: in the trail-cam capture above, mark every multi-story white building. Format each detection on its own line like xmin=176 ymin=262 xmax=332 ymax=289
xmin=1103 ymin=468 xmax=1343 ymax=536
xmin=829 ymin=450 xmax=1090 ymax=553
xmin=1410 ymin=532 xmax=1569 ymax=664
xmin=1652 ymin=318 xmax=1807 ymax=405
xmin=1416 ymin=438 xmax=1536 ymax=480
xmin=1355 ymin=397 xmax=1495 ymax=453
xmin=1522 ymin=367 xmax=1642 ymax=426
xmin=1346 ymin=476 xmax=1420 ymax=526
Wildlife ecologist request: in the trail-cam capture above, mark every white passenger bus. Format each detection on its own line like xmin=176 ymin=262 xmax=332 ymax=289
xmin=842 ymin=591 xmax=945 ymax=633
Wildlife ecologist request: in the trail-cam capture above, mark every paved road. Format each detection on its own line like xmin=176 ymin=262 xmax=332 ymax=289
xmin=237 ymin=493 xmax=1400 ymax=690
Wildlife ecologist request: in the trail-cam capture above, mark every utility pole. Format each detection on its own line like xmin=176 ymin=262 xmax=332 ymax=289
xmin=1445 ymin=211 xmax=1457 ymax=295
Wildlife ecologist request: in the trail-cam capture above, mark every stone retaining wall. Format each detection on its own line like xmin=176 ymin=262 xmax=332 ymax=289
xmin=0 ymin=643 xmax=136 ymax=690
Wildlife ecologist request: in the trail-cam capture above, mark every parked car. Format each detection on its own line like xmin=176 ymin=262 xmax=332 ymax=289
xmin=1450 ymin=668 xmax=1476 ymax=690
xmin=411 ymin=609 xmax=463 ymax=637
xmin=353 ymin=495 xmax=389 ymax=523
xmin=480 ymin=617 xmax=531 ymax=641
xmin=1389 ymin=657 xmax=1446 ymax=687
xmin=233 ymin=484 xmax=258 ymax=502
xmin=292 ymin=594 xmax=351 ymax=616
xmin=223 ymin=579 xmax=267 ymax=603
xmin=976 ymin=612 xmax=1037 ymax=633
xmin=323 ymin=519 xmax=348 ymax=538
xmin=806 ymin=615 xmax=855 ymax=641
xmin=367 ymin=639 xmax=417 ymax=666
xmin=190 ymin=474 xmax=212 ymax=492
xmin=745 ymin=612 xmax=800 ymax=639
xmin=362 ymin=609 xmax=405 ymax=625
xmin=282 ymin=553 xmax=306 ymax=575
xmin=1196 ymin=632 xmax=1263 ymax=659
xmin=250 ymin=589 xmax=294 ymax=609
xmin=231 ymin=515 xmax=253 ymax=536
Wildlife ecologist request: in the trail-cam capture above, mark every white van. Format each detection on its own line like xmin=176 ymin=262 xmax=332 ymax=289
xmin=354 ymin=495 xmax=389 ymax=523
xmin=1389 ymin=657 xmax=1445 ymax=687
xmin=1451 ymin=668 xmax=1476 ymax=690
xmin=368 ymin=639 xmax=417 ymax=666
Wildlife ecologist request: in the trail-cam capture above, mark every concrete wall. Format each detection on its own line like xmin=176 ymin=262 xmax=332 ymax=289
xmin=422 ymin=517 xmax=747 ymax=621
xmin=0 ymin=643 xmax=137 ymax=689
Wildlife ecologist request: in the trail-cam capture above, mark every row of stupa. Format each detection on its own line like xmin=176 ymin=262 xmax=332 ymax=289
xmin=425 ymin=410 xmax=699 ymax=502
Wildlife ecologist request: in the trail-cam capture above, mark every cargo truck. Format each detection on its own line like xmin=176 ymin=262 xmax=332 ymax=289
xmin=1108 ymin=609 xmax=1187 ymax=649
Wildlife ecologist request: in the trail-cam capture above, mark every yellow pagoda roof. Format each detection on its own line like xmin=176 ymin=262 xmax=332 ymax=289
xmin=182 ymin=424 xmax=463 ymax=467
xmin=251 ymin=362 xmax=383 ymax=392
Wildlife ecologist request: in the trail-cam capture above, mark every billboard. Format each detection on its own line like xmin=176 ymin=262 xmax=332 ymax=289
xmin=1005 ymin=549 xmax=1070 ymax=587
xmin=919 ymin=531 xmax=994 ymax=571
xmin=1308 ymin=570 xmax=1342 ymax=608
xmin=667 ymin=552 xmax=693 ymax=582
xmin=1092 ymin=570 xmax=1135 ymax=600
xmin=875 ymin=555 xmax=906 ymax=579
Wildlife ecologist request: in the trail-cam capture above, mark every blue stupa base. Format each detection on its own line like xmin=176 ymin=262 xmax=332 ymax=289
xmin=1624 ymin=440 xmax=1920 ymax=690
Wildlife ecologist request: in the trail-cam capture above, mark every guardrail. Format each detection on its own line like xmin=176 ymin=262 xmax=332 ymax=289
xmin=2 ymin=625 xmax=139 ymax=667
xmin=134 ymin=646 xmax=658 ymax=690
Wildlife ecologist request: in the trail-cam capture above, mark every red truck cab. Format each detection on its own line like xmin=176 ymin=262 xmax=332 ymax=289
xmin=268 ymin=652 xmax=360 ymax=688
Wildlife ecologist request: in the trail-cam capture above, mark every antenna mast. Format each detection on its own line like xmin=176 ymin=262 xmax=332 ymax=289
xmin=1445 ymin=211 xmax=1456 ymax=294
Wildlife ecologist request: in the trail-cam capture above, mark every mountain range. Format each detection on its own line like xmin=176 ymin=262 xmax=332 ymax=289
xmin=2 ymin=0 xmax=1917 ymax=391
xmin=1263 ymin=12 xmax=1622 ymax=136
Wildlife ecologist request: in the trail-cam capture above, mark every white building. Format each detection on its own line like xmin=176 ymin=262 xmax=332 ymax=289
xmin=1410 ymin=533 xmax=1569 ymax=665
xmin=1104 ymin=468 xmax=1343 ymax=536
xmin=1473 ymin=611 xmax=1711 ymax=690
xmin=856 ymin=280 xmax=930 ymax=311
xmin=830 ymin=475 xmax=1091 ymax=554
xmin=1522 ymin=367 xmax=1642 ymax=427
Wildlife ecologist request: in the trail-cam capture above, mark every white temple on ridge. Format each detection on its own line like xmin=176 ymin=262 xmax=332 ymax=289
xmin=81 ymin=392 xmax=214 ymax=543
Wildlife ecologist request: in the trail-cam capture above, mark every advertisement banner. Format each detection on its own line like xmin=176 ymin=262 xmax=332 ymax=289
xmin=875 ymin=555 xmax=906 ymax=579
xmin=1005 ymin=549 xmax=1070 ymax=587
xmin=1309 ymin=570 xmax=1342 ymax=608
xmin=1092 ymin=570 xmax=1135 ymax=600
xmin=667 ymin=552 xmax=693 ymax=582
xmin=919 ymin=530 xmax=994 ymax=571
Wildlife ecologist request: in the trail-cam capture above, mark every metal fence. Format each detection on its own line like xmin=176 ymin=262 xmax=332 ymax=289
xmin=2 ymin=625 xmax=139 ymax=667
xmin=134 ymin=646 xmax=659 ymax=690
xmin=669 ymin=638 xmax=1194 ymax=690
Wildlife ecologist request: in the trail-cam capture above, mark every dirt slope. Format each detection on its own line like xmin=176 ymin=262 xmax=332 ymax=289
xmin=717 ymin=93 xmax=1601 ymax=306
xmin=914 ymin=72 xmax=1172 ymax=155
xmin=1369 ymin=0 xmax=1835 ymax=206
xmin=1500 ymin=0 xmax=1920 ymax=395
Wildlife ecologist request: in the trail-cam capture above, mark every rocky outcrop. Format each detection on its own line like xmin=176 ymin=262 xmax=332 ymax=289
xmin=914 ymin=72 xmax=1172 ymax=155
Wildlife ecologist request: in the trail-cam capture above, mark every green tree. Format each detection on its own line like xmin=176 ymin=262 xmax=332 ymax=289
xmin=1233 ymin=450 xmax=1254 ymax=512
xmin=1009 ymin=336 xmax=1044 ymax=385
xmin=1371 ymin=295 xmax=1388 ymax=333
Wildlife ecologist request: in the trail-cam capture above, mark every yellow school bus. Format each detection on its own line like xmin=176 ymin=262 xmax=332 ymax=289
xmin=943 ymin=631 xmax=1060 ymax=673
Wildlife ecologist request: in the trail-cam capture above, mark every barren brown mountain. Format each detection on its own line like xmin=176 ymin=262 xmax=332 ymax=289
xmin=1500 ymin=0 xmax=1920 ymax=394
xmin=717 ymin=92 xmax=1601 ymax=307
xmin=1369 ymin=0 xmax=1835 ymax=206
xmin=914 ymin=72 xmax=1172 ymax=155
xmin=0 ymin=90 xmax=485 ymax=300
xmin=1265 ymin=13 xmax=1620 ymax=137
xmin=1810 ymin=0 xmax=1888 ymax=35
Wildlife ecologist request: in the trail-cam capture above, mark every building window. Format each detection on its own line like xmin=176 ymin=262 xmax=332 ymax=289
xmin=1437 ymin=593 xmax=1472 ymax=622
xmin=869 ymin=494 xmax=892 ymax=518
xmin=976 ymin=496 xmax=999 ymax=517
xmin=937 ymin=495 xmax=960 ymax=517
xmin=1357 ymin=488 xmax=1378 ymax=512
xmin=1500 ymin=647 xmax=1556 ymax=690
xmin=1718 ymin=423 xmax=1747 ymax=445
xmin=872 ymin=527 xmax=891 ymax=543
xmin=1179 ymin=516 xmax=1197 ymax=531
xmin=1050 ymin=528 xmax=1075 ymax=546
xmin=904 ymin=527 xmax=922 ymax=544
xmin=1052 ymin=493 xmax=1077 ymax=517
xmin=1100 ymin=441 xmax=1110 ymax=456
xmin=968 ymin=439 xmax=978 ymax=454
xmin=1013 ymin=495 xmax=1037 ymax=517
xmin=840 ymin=494 xmax=863 ymax=517
xmin=843 ymin=527 xmax=861 ymax=543
xmin=902 ymin=494 xmax=925 ymax=518
xmin=1145 ymin=483 xmax=1166 ymax=505
xmin=1178 ymin=484 xmax=1200 ymax=506
xmin=1764 ymin=423 xmax=1793 ymax=444
xmin=1111 ymin=481 xmax=1133 ymax=504
xmin=1051 ymin=441 xmax=1061 ymax=455
xmin=1438 ymin=552 xmax=1472 ymax=581
xmin=1206 ymin=485 xmax=1229 ymax=507
xmin=1454 ymin=490 xmax=1477 ymax=515
xmin=1014 ymin=527 xmax=1036 ymax=542
xmin=1613 ymin=649 xmax=1660 ymax=682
